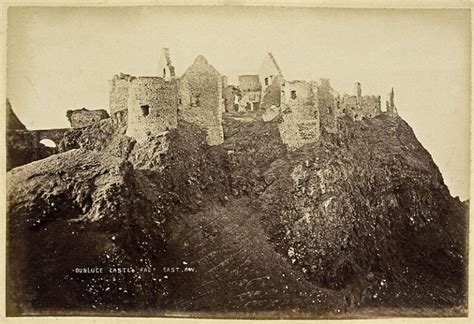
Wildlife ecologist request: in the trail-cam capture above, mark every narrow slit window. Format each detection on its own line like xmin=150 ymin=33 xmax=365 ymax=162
xmin=291 ymin=90 xmax=297 ymax=99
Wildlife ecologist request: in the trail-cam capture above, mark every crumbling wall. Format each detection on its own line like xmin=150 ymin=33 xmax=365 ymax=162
xmin=109 ymin=73 xmax=134 ymax=120
xmin=222 ymin=86 xmax=239 ymax=113
xmin=126 ymin=77 xmax=178 ymax=143
xmin=278 ymin=80 xmax=320 ymax=149
xmin=340 ymin=94 xmax=381 ymax=121
xmin=258 ymin=53 xmax=283 ymax=94
xmin=317 ymin=79 xmax=338 ymax=133
xmin=339 ymin=95 xmax=358 ymax=118
xmin=361 ymin=95 xmax=382 ymax=118
xmin=158 ymin=48 xmax=176 ymax=81
xmin=66 ymin=108 xmax=110 ymax=128
xmin=386 ymin=88 xmax=398 ymax=117
xmin=238 ymin=75 xmax=261 ymax=112
xmin=339 ymin=83 xmax=383 ymax=121
xmin=240 ymin=90 xmax=261 ymax=111
xmin=260 ymin=76 xmax=283 ymax=111
xmin=178 ymin=56 xmax=224 ymax=145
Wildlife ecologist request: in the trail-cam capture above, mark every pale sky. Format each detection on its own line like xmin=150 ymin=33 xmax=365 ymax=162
xmin=6 ymin=6 xmax=470 ymax=200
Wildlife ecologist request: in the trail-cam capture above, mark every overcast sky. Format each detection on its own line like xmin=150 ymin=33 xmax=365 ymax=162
xmin=7 ymin=6 xmax=470 ymax=200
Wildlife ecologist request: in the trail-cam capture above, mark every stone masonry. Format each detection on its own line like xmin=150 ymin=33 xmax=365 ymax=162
xmin=107 ymin=49 xmax=397 ymax=149
xmin=238 ymin=75 xmax=261 ymax=112
xmin=126 ymin=77 xmax=179 ymax=143
xmin=178 ymin=55 xmax=224 ymax=145
xmin=66 ymin=108 xmax=110 ymax=128
xmin=109 ymin=73 xmax=134 ymax=124
xmin=278 ymin=80 xmax=320 ymax=149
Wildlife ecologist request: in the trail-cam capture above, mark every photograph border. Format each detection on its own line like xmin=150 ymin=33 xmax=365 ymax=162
xmin=0 ymin=0 xmax=472 ymax=323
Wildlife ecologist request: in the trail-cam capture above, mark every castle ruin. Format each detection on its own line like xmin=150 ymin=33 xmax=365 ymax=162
xmin=108 ymin=49 xmax=225 ymax=145
xmin=107 ymin=48 xmax=398 ymax=148
xmin=6 ymin=48 xmax=399 ymax=171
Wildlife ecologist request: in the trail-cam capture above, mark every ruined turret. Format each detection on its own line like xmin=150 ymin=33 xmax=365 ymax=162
xmin=386 ymin=88 xmax=398 ymax=116
xmin=354 ymin=82 xmax=362 ymax=105
xmin=177 ymin=55 xmax=224 ymax=145
xmin=158 ymin=48 xmax=176 ymax=81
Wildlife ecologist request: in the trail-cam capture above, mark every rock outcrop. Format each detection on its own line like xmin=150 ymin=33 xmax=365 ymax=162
xmin=258 ymin=115 xmax=467 ymax=309
xmin=7 ymin=150 xmax=167 ymax=314
xmin=6 ymin=110 xmax=467 ymax=317
xmin=6 ymin=99 xmax=27 ymax=130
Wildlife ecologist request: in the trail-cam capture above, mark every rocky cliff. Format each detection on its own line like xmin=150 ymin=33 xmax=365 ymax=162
xmin=6 ymin=112 xmax=467 ymax=317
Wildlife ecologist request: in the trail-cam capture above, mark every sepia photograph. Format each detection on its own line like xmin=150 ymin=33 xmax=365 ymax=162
xmin=2 ymin=1 xmax=471 ymax=320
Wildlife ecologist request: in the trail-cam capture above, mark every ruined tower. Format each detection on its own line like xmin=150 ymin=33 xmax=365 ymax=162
xmin=177 ymin=55 xmax=224 ymax=145
xmin=278 ymin=79 xmax=320 ymax=149
xmin=317 ymin=79 xmax=338 ymax=133
xmin=354 ymin=82 xmax=362 ymax=105
xmin=125 ymin=77 xmax=179 ymax=143
xmin=386 ymin=88 xmax=398 ymax=116
xmin=109 ymin=73 xmax=135 ymax=124
xmin=158 ymin=48 xmax=176 ymax=81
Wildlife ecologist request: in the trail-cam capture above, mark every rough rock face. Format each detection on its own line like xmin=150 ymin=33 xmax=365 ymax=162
xmin=258 ymin=115 xmax=467 ymax=309
xmin=6 ymin=111 xmax=468 ymax=317
xmin=6 ymin=99 xmax=27 ymax=130
xmin=7 ymin=150 xmax=167 ymax=315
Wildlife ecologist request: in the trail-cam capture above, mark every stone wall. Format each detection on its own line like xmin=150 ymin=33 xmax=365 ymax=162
xmin=126 ymin=77 xmax=178 ymax=143
xmin=260 ymin=76 xmax=283 ymax=111
xmin=222 ymin=86 xmax=239 ymax=112
xmin=317 ymin=79 xmax=338 ymax=133
xmin=339 ymin=95 xmax=357 ymax=117
xmin=7 ymin=128 xmax=69 ymax=170
xmin=177 ymin=56 xmax=224 ymax=145
xmin=238 ymin=75 xmax=261 ymax=112
xmin=340 ymin=93 xmax=381 ymax=121
xmin=258 ymin=53 xmax=283 ymax=94
xmin=278 ymin=80 xmax=320 ymax=149
xmin=386 ymin=88 xmax=398 ymax=116
xmin=361 ymin=95 xmax=382 ymax=118
xmin=157 ymin=48 xmax=175 ymax=81
xmin=109 ymin=73 xmax=134 ymax=119
xmin=66 ymin=108 xmax=110 ymax=128
xmin=240 ymin=90 xmax=261 ymax=111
